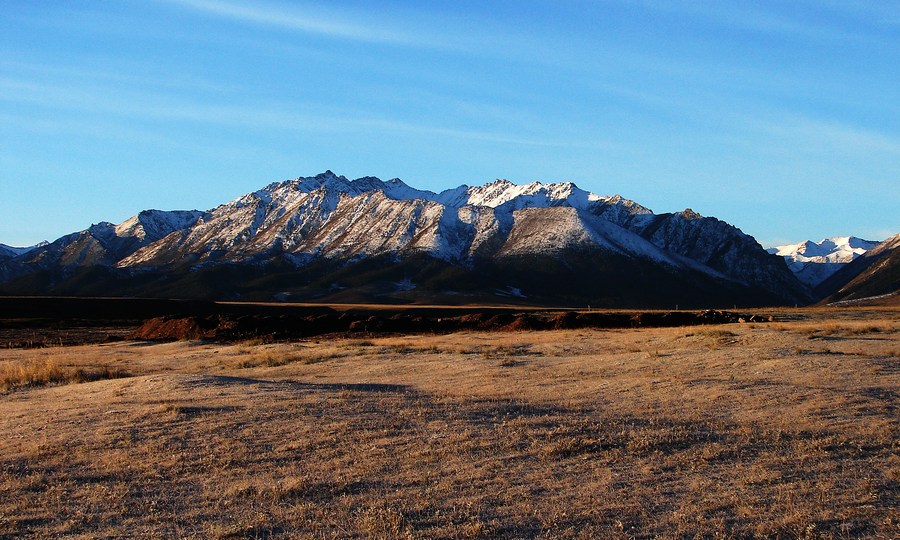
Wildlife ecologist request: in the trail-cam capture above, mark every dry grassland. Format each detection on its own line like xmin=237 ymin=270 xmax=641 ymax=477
xmin=0 ymin=308 xmax=897 ymax=538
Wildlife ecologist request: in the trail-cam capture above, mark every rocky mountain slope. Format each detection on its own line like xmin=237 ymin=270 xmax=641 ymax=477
xmin=0 ymin=242 xmax=46 ymax=261
xmin=1 ymin=172 xmax=811 ymax=307
xmin=816 ymin=234 xmax=900 ymax=305
xmin=0 ymin=245 xmax=19 ymax=261
xmin=768 ymin=237 xmax=879 ymax=287
xmin=0 ymin=211 xmax=204 ymax=282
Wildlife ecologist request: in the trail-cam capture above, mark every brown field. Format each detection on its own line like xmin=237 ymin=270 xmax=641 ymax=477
xmin=0 ymin=307 xmax=897 ymax=539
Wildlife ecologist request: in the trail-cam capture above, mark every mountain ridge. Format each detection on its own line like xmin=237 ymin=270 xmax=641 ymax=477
xmin=816 ymin=233 xmax=900 ymax=305
xmin=768 ymin=236 xmax=879 ymax=287
xmin=1 ymin=172 xmax=813 ymax=306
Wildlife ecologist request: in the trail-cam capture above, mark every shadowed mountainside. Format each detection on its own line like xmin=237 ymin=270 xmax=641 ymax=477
xmin=817 ymin=233 xmax=900 ymax=305
xmin=1 ymin=172 xmax=812 ymax=307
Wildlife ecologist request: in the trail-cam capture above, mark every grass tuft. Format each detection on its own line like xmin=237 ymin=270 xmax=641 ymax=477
xmin=1 ymin=356 xmax=129 ymax=392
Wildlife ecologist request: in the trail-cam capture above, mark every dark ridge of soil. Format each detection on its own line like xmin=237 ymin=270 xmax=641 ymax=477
xmin=129 ymin=310 xmax=771 ymax=342
xmin=0 ymin=296 xmax=338 ymax=321
xmin=0 ymin=296 xmax=774 ymax=346
xmin=0 ymin=325 xmax=133 ymax=349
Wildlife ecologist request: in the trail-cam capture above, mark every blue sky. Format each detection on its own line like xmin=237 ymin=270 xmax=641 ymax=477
xmin=1 ymin=0 xmax=898 ymax=248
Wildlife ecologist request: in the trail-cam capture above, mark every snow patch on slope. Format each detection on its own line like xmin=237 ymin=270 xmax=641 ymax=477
xmin=0 ymin=241 xmax=49 ymax=257
xmin=498 ymin=207 xmax=620 ymax=256
xmin=115 ymin=210 xmax=206 ymax=242
xmin=458 ymin=179 xmax=606 ymax=209
xmin=769 ymin=236 xmax=878 ymax=287
xmin=101 ymin=171 xmax=796 ymax=298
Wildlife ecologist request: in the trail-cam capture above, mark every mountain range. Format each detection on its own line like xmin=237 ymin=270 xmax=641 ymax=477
xmin=814 ymin=233 xmax=900 ymax=305
xmin=767 ymin=237 xmax=879 ymax=288
xmin=1 ymin=172 xmax=895 ymax=307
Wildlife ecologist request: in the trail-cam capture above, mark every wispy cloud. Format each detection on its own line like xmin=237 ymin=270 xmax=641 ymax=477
xmin=798 ymin=0 xmax=900 ymax=28
xmin=0 ymin=58 xmax=238 ymax=95
xmin=754 ymin=114 xmax=900 ymax=158
xmin=0 ymin=75 xmax=610 ymax=150
xmin=167 ymin=0 xmax=434 ymax=47
xmin=619 ymin=0 xmax=898 ymax=45
xmin=164 ymin=0 xmax=552 ymax=60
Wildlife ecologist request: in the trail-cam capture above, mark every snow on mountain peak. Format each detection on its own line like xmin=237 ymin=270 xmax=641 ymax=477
xmin=230 ymin=173 xmax=645 ymax=216
xmin=113 ymin=172 xmax=669 ymax=269
xmin=768 ymin=235 xmax=879 ymax=287
xmin=771 ymin=236 xmax=878 ymax=260
xmin=461 ymin=179 xmax=598 ymax=210
xmin=2 ymin=170 xmax=818 ymax=305
xmin=0 ymin=241 xmax=48 ymax=258
xmin=114 ymin=209 xmax=206 ymax=241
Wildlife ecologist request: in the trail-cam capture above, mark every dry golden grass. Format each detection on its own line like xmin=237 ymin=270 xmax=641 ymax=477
xmin=0 ymin=354 xmax=128 ymax=392
xmin=0 ymin=308 xmax=897 ymax=538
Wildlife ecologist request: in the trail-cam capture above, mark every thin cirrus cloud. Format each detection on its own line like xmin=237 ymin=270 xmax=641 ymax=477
xmin=622 ymin=0 xmax=898 ymax=44
xmin=166 ymin=0 xmax=547 ymax=62
xmin=0 ymin=74 xmax=590 ymax=150
xmin=737 ymin=110 xmax=900 ymax=159
xmin=168 ymin=0 xmax=441 ymax=48
xmin=0 ymin=58 xmax=238 ymax=96
xmin=784 ymin=118 xmax=900 ymax=158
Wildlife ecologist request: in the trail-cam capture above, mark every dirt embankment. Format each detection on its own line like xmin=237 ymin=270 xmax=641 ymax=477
xmin=129 ymin=309 xmax=771 ymax=341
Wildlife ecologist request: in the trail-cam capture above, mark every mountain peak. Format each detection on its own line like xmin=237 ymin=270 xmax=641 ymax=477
xmin=0 ymin=241 xmax=49 ymax=258
xmin=115 ymin=209 xmax=207 ymax=242
xmin=769 ymin=235 xmax=880 ymax=288
xmin=2 ymin=171 xmax=816 ymax=306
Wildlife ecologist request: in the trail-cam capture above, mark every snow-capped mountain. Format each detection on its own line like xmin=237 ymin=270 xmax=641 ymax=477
xmin=768 ymin=236 xmax=879 ymax=287
xmin=0 ymin=172 xmax=812 ymax=306
xmin=0 ymin=241 xmax=48 ymax=260
xmin=0 ymin=210 xmax=204 ymax=281
xmin=816 ymin=234 xmax=900 ymax=305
